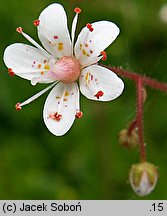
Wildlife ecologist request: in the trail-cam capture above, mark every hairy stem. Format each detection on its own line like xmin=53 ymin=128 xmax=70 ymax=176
xmin=127 ymin=119 xmax=137 ymax=136
xmin=102 ymin=65 xmax=167 ymax=93
xmin=101 ymin=64 xmax=167 ymax=161
xmin=136 ymin=78 xmax=146 ymax=162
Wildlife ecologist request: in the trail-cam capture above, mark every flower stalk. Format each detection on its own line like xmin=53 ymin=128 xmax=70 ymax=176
xmin=104 ymin=66 xmax=167 ymax=93
xmin=103 ymin=65 xmax=167 ymax=163
xmin=127 ymin=119 xmax=137 ymax=136
xmin=136 ymin=77 xmax=146 ymax=162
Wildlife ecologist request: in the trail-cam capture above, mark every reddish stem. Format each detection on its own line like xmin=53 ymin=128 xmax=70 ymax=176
xmin=127 ymin=119 xmax=137 ymax=136
xmin=102 ymin=64 xmax=167 ymax=161
xmin=102 ymin=65 xmax=167 ymax=93
xmin=136 ymin=78 xmax=146 ymax=162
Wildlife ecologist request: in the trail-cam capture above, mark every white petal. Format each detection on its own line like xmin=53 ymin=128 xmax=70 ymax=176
xmin=75 ymin=21 xmax=119 ymax=67
xmin=43 ymin=82 xmax=79 ymax=136
xmin=79 ymin=65 xmax=124 ymax=101
xmin=38 ymin=3 xmax=72 ymax=58
xmin=3 ymin=43 xmax=54 ymax=83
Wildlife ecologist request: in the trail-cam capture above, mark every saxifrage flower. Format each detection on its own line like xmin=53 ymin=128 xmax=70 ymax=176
xmin=3 ymin=3 xmax=124 ymax=136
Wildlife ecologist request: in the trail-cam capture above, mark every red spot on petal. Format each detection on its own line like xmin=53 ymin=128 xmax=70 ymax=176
xmin=54 ymin=35 xmax=58 ymax=39
xmin=75 ymin=111 xmax=83 ymax=119
xmin=86 ymin=23 xmax=94 ymax=32
xmin=94 ymin=91 xmax=104 ymax=99
xmin=33 ymin=19 xmax=40 ymax=26
xmin=8 ymin=68 xmax=15 ymax=76
xmin=74 ymin=7 xmax=81 ymax=14
xmin=49 ymin=112 xmax=62 ymax=121
xmin=101 ymin=51 xmax=107 ymax=61
xmin=15 ymin=103 xmax=22 ymax=111
xmin=16 ymin=27 xmax=23 ymax=33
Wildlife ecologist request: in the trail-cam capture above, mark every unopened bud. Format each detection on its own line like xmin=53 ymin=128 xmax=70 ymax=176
xmin=118 ymin=128 xmax=139 ymax=149
xmin=129 ymin=162 xmax=158 ymax=196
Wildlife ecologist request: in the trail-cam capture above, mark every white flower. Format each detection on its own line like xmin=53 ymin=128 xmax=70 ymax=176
xmin=3 ymin=3 xmax=124 ymax=136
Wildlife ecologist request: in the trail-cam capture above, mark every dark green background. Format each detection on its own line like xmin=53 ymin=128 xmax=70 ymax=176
xmin=0 ymin=0 xmax=167 ymax=199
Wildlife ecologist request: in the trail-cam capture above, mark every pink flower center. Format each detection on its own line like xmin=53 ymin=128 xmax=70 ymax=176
xmin=52 ymin=56 xmax=81 ymax=83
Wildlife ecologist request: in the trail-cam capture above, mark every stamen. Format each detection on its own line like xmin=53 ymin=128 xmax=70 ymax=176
xmin=16 ymin=27 xmax=51 ymax=58
xmin=49 ymin=112 xmax=62 ymax=121
xmin=16 ymin=82 xmax=58 ymax=109
xmin=74 ymin=7 xmax=81 ymax=14
xmin=8 ymin=68 xmax=15 ymax=76
xmin=94 ymin=91 xmax=104 ymax=99
xmin=33 ymin=19 xmax=40 ymax=26
xmin=78 ymin=23 xmax=95 ymax=60
xmin=86 ymin=23 xmax=94 ymax=32
xmin=72 ymin=7 xmax=82 ymax=55
xmin=15 ymin=102 xmax=22 ymax=111
xmin=101 ymin=51 xmax=107 ymax=61
xmin=16 ymin=27 xmax=23 ymax=34
xmin=75 ymin=111 xmax=83 ymax=119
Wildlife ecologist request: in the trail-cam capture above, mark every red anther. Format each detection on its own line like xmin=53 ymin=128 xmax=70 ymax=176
xmin=101 ymin=51 xmax=107 ymax=61
xmin=33 ymin=19 xmax=40 ymax=26
xmin=8 ymin=68 xmax=15 ymax=76
xmin=16 ymin=27 xmax=23 ymax=33
xmin=74 ymin=7 xmax=81 ymax=14
xmin=15 ymin=103 xmax=22 ymax=111
xmin=94 ymin=91 xmax=104 ymax=99
xmin=86 ymin=23 xmax=94 ymax=32
xmin=86 ymin=23 xmax=92 ymax=28
xmin=75 ymin=111 xmax=83 ymax=119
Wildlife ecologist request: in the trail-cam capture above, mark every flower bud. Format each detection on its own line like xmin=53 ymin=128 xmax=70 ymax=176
xmin=129 ymin=162 xmax=158 ymax=196
xmin=118 ymin=128 xmax=139 ymax=149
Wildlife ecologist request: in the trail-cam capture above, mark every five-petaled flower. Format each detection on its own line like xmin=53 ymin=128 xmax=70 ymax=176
xmin=3 ymin=3 xmax=124 ymax=136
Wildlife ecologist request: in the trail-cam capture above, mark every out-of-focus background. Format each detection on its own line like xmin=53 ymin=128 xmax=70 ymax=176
xmin=0 ymin=0 xmax=167 ymax=199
